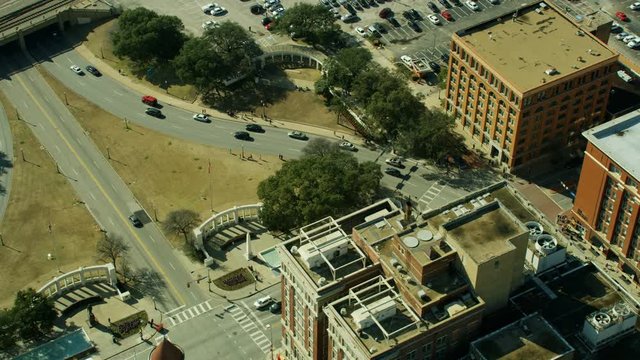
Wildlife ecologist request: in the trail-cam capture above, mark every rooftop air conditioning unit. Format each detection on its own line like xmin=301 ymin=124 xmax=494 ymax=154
xmin=291 ymin=246 xmax=298 ymax=254
xmin=318 ymin=277 xmax=327 ymax=285
xmin=545 ymin=68 xmax=558 ymax=75
xmin=593 ymin=312 xmax=612 ymax=328
xmin=525 ymin=221 xmax=544 ymax=240
xmin=611 ymin=302 xmax=631 ymax=318
xmin=535 ymin=234 xmax=558 ymax=255
xmin=340 ymin=307 xmax=348 ymax=316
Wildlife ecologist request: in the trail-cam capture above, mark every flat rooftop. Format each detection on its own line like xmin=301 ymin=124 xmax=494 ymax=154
xmin=455 ymin=2 xmax=617 ymax=93
xmin=472 ymin=313 xmax=574 ymax=360
xmin=583 ymin=109 xmax=640 ymax=181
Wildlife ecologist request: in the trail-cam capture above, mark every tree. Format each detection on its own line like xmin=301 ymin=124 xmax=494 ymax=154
xmin=0 ymin=308 xmax=16 ymax=351
xmin=163 ymin=209 xmax=201 ymax=242
xmin=272 ymin=4 xmax=337 ymax=45
xmin=258 ymin=152 xmax=382 ymax=232
xmin=96 ymin=233 xmax=130 ymax=273
xmin=301 ymin=138 xmax=341 ymax=157
xmin=397 ymin=110 xmax=465 ymax=161
xmin=112 ymin=7 xmax=186 ymax=65
xmin=324 ymin=47 xmax=372 ymax=91
xmin=12 ymin=289 xmax=56 ymax=340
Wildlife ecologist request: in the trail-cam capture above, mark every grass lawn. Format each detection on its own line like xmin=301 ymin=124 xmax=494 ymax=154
xmin=212 ymin=267 xmax=254 ymax=291
xmin=38 ymin=68 xmax=282 ymax=245
xmin=0 ymin=92 xmax=101 ymax=308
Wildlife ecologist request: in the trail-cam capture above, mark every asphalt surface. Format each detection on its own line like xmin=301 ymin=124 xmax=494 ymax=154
xmin=0 ymin=50 xmax=208 ymax=311
xmin=0 ymin=99 xmax=13 ymax=223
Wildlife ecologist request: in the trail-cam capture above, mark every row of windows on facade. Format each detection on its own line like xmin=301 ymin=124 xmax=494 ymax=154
xmin=596 ymin=178 xmax=640 ymax=261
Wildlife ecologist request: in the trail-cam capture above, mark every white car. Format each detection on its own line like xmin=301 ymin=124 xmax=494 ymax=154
xmin=627 ymin=39 xmax=640 ymax=48
xmin=611 ymin=22 xmax=622 ymax=31
xmin=400 ymin=55 xmax=414 ymax=66
xmin=630 ymin=2 xmax=640 ymax=10
xmin=210 ymin=6 xmax=226 ymax=16
xmin=193 ymin=113 xmax=211 ymax=123
xmin=254 ymin=296 xmax=273 ymax=310
xmin=338 ymin=141 xmax=356 ymax=151
xmin=465 ymin=0 xmax=479 ymax=11
xmin=616 ymin=32 xmax=630 ymax=40
xmin=427 ymin=14 xmax=440 ymax=25
xmin=288 ymin=131 xmax=308 ymax=140
xmin=341 ymin=13 xmax=357 ymax=22
xmin=355 ymin=27 xmax=366 ymax=36
xmin=330 ymin=8 xmax=340 ymax=18
xmin=201 ymin=3 xmax=218 ymax=13
xmin=201 ymin=20 xmax=219 ymax=30
xmin=70 ymin=65 xmax=84 ymax=75
xmin=264 ymin=0 xmax=280 ymax=6
xmin=623 ymin=34 xmax=636 ymax=43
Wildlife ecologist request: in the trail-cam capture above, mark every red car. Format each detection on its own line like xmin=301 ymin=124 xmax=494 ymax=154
xmin=265 ymin=22 xmax=273 ymax=31
xmin=616 ymin=11 xmax=628 ymax=21
xmin=441 ymin=10 xmax=453 ymax=21
xmin=141 ymin=95 xmax=157 ymax=106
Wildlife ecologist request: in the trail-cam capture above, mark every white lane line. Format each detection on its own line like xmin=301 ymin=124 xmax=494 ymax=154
xmin=23 ymin=100 xmax=28 ymax=108
xmin=149 ymin=235 xmax=156 ymax=243
xmin=104 ymin=98 xmax=113 ymax=103
xmin=109 ymin=217 xmax=115 ymax=226
xmin=113 ymin=90 xmax=124 ymax=96
xmin=55 ymin=145 xmax=61 ymax=153
xmin=171 ymin=125 xmax=183 ymax=129
xmin=165 ymin=304 xmax=186 ymax=315
xmin=72 ymin=168 xmax=79 ymax=175
xmin=89 ymin=192 xmax=96 ymax=200
xmin=58 ymin=115 xmax=65 ymax=123
xmin=190 ymin=292 xmax=197 ymax=301
xmin=93 ymin=160 xmax=98 ymax=167
xmin=241 ymin=302 xmax=268 ymax=329
xmin=168 ymin=262 xmax=176 ymax=270
xmin=111 ymin=184 xmax=117 ymax=191
xmin=66 ymin=56 xmax=73 ymax=64
xmin=77 ymin=81 xmax=86 ymax=87
xmin=287 ymin=148 xmax=301 ymax=152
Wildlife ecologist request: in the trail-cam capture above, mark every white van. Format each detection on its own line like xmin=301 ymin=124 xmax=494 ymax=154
xmin=253 ymin=296 xmax=273 ymax=309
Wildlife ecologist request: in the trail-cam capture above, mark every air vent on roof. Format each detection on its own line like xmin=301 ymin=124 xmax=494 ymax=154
xmin=290 ymin=246 xmax=298 ymax=254
xmin=576 ymin=30 xmax=585 ymax=36
xmin=545 ymin=68 xmax=558 ymax=75
xmin=539 ymin=2 xmax=548 ymax=9
xmin=318 ymin=277 xmax=327 ymax=285
xmin=340 ymin=307 xmax=348 ymax=316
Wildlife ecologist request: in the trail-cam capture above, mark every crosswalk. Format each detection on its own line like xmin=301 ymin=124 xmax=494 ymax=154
xmin=418 ymin=181 xmax=447 ymax=211
xmin=166 ymin=299 xmax=215 ymax=327
xmin=227 ymin=304 xmax=272 ymax=354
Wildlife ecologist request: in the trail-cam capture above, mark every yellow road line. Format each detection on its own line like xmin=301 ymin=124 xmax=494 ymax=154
xmin=14 ymin=72 xmax=186 ymax=306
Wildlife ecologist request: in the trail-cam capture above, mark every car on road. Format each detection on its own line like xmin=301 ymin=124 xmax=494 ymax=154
xmin=408 ymin=20 xmax=421 ymax=32
xmin=193 ymin=113 xmax=211 ymax=123
xmin=427 ymin=2 xmax=439 ymax=12
xmin=441 ymin=10 xmax=453 ymax=21
xmin=254 ymin=296 xmax=273 ymax=310
xmin=465 ymin=0 xmax=479 ymax=11
xmin=401 ymin=55 xmax=414 ymax=66
xmin=128 ymin=214 xmax=143 ymax=227
xmin=234 ymin=131 xmax=252 ymax=140
xmin=245 ymin=124 xmax=264 ymax=132
xmin=142 ymin=95 xmax=158 ymax=107
xmin=438 ymin=0 xmax=451 ymax=8
xmin=355 ymin=26 xmax=367 ymax=36
xmin=85 ymin=65 xmax=101 ymax=76
xmin=70 ymin=65 xmax=84 ymax=75
xmin=384 ymin=167 xmax=403 ymax=177
xmin=385 ymin=156 xmax=404 ymax=168
xmin=616 ymin=32 xmax=630 ymax=40
xmin=616 ymin=11 xmax=628 ymax=22
xmin=630 ymin=2 xmax=640 ymax=10
xmin=288 ymin=131 xmax=308 ymax=140
xmin=429 ymin=61 xmax=441 ymax=73
xmin=388 ymin=16 xmax=400 ymax=27
xmin=270 ymin=301 xmax=282 ymax=313
xmin=202 ymin=20 xmax=219 ymax=30
xmin=427 ymin=14 xmax=440 ymax=25
xmin=379 ymin=7 xmax=392 ymax=18
xmin=338 ymin=141 xmax=356 ymax=151
xmin=145 ymin=107 xmax=163 ymax=118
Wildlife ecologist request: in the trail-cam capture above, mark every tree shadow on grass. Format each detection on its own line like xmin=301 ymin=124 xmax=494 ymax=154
xmin=123 ymin=268 xmax=168 ymax=307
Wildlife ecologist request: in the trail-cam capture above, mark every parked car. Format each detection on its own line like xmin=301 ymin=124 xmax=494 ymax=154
xmin=388 ymin=16 xmax=400 ymax=27
xmin=141 ymin=95 xmax=158 ymax=107
xmin=427 ymin=2 xmax=439 ymax=12
xmin=488 ymin=0 xmax=499 ymax=4
xmin=441 ymin=53 xmax=450 ymax=63
xmin=427 ymin=14 xmax=441 ymax=25
xmin=201 ymin=3 xmax=218 ymax=13
xmin=202 ymin=20 xmax=219 ymax=30
xmin=616 ymin=11 xmax=628 ymax=22
xmin=385 ymin=156 xmax=404 ymax=168
xmin=384 ymin=168 xmax=403 ymax=177
xmin=401 ymin=55 xmax=414 ymax=66
xmin=438 ymin=0 xmax=451 ymax=8
xmin=611 ymin=22 xmax=623 ymax=33
xmin=70 ymin=65 xmax=84 ymax=75
xmin=628 ymin=39 xmax=640 ymax=48
xmin=379 ymin=7 xmax=392 ymax=18
xmin=85 ymin=65 xmax=101 ymax=76
xmin=145 ymin=107 xmax=163 ymax=118
xmin=250 ymin=4 xmax=265 ymax=14
xmin=288 ymin=131 xmax=308 ymax=140
xmin=270 ymin=301 xmax=281 ymax=314
xmin=429 ymin=61 xmax=441 ymax=73
xmin=254 ymin=296 xmax=273 ymax=310
xmin=338 ymin=141 xmax=356 ymax=151
xmin=451 ymin=0 xmax=462 ymax=5
xmin=408 ymin=20 xmax=421 ymax=32
xmin=623 ymin=34 xmax=636 ymax=43
xmin=261 ymin=17 xmax=273 ymax=26
xmin=234 ymin=131 xmax=251 ymax=140
xmin=193 ymin=113 xmax=211 ymax=123
xmin=441 ymin=10 xmax=453 ymax=21
xmin=355 ymin=26 xmax=367 ymax=36
xmin=128 ymin=214 xmax=143 ymax=228
xmin=465 ymin=0 xmax=479 ymax=11
xmin=341 ymin=13 xmax=357 ymax=22
xmin=245 ymin=124 xmax=264 ymax=132
xmin=210 ymin=6 xmax=226 ymax=15
xmin=630 ymin=2 xmax=640 ymax=10
xmin=404 ymin=8 xmax=421 ymax=20
xmin=616 ymin=32 xmax=630 ymax=40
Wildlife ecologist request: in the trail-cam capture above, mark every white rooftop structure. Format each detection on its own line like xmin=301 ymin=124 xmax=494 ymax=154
xmin=583 ymin=109 xmax=640 ymax=180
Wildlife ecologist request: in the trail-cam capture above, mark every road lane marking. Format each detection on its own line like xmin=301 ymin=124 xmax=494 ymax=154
xmin=150 ymin=235 xmax=156 ymax=243
xmin=109 ymin=217 xmax=115 ymax=226
xmin=72 ymin=168 xmax=79 ymax=175
xmin=55 ymin=145 xmax=61 ymax=153
xmin=14 ymin=72 xmax=187 ymax=306
xmin=113 ymin=90 xmax=124 ymax=96
xmin=104 ymin=97 xmax=113 ymax=103
xmin=89 ymin=192 xmax=96 ymax=200
xmin=168 ymin=262 xmax=176 ymax=270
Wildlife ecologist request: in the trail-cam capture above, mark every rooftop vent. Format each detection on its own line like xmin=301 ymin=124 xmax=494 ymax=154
xmin=539 ymin=2 xmax=548 ymax=9
xmin=340 ymin=307 xmax=348 ymax=316
xmin=318 ymin=277 xmax=327 ymax=285
xmin=290 ymin=246 xmax=298 ymax=254
xmin=536 ymin=234 xmax=558 ymax=255
xmin=576 ymin=30 xmax=585 ymax=36
xmin=545 ymin=68 xmax=558 ymax=75
xmin=525 ymin=221 xmax=544 ymax=240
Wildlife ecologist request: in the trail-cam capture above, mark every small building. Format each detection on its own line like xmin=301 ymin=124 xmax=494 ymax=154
xmin=470 ymin=313 xmax=574 ymax=360
xmin=149 ymin=337 xmax=185 ymax=360
xmin=525 ymin=232 xmax=567 ymax=274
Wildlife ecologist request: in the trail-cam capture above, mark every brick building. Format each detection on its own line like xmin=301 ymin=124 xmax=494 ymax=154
xmin=444 ymin=1 xmax=618 ymax=172
xmin=571 ymin=109 xmax=640 ymax=281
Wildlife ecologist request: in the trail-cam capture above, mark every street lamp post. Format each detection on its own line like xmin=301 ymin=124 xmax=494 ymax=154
xmin=152 ymin=296 xmax=157 ymax=310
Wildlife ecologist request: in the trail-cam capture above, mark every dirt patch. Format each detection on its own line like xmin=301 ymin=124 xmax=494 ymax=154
xmin=38 ymin=68 xmax=282 ymax=244
xmin=266 ymin=91 xmax=343 ymax=130
xmin=0 ymin=92 xmax=101 ymax=308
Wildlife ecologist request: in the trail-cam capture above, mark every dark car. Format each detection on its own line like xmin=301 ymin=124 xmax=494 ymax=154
xmin=234 ymin=131 xmax=252 ymax=140
xmin=85 ymin=65 xmax=101 ymax=77
xmin=379 ymin=7 xmax=392 ymax=18
xmin=403 ymin=10 xmax=414 ymax=20
xmin=428 ymin=2 xmax=439 ymax=12
xmin=261 ymin=17 xmax=272 ymax=26
xmin=245 ymin=124 xmax=264 ymax=132
xmin=429 ymin=61 xmax=441 ymax=73
xmin=145 ymin=107 xmax=163 ymax=118
xmin=438 ymin=0 xmax=451 ymax=8
xmin=408 ymin=20 xmax=421 ymax=32
xmin=250 ymin=4 xmax=265 ymax=14
xmin=344 ymin=3 xmax=356 ymax=14
xmin=408 ymin=8 xmax=421 ymax=19
xmin=388 ymin=16 xmax=400 ymax=27
xmin=451 ymin=0 xmax=462 ymax=5
xmin=384 ymin=168 xmax=403 ymax=177
xmin=270 ymin=301 xmax=281 ymax=314
xmin=440 ymin=53 xmax=450 ymax=63
xmin=129 ymin=214 xmax=143 ymax=228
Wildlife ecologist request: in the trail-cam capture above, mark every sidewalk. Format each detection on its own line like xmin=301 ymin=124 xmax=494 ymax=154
xmin=73 ymin=44 xmax=362 ymax=145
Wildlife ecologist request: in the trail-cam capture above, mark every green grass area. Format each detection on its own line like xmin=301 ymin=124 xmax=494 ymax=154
xmin=110 ymin=310 xmax=148 ymax=339
xmin=213 ymin=268 xmax=254 ymax=291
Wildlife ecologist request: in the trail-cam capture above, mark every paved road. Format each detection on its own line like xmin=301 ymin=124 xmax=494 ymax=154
xmin=116 ymin=286 xmax=283 ymax=360
xmin=0 ymin=99 xmax=13 ymax=222
xmin=0 ymin=50 xmax=208 ymax=311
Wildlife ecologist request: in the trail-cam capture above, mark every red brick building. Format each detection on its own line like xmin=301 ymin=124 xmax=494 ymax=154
xmin=572 ymin=110 xmax=640 ymax=281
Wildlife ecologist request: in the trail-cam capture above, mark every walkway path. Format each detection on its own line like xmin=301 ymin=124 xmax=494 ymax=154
xmin=0 ymin=101 xmax=14 ymax=223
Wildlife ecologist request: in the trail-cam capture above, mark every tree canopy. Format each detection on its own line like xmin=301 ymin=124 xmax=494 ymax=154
xmin=12 ymin=289 xmax=56 ymax=340
xmin=112 ymin=7 xmax=186 ymax=64
xmin=324 ymin=47 xmax=372 ymax=92
xmin=396 ymin=110 xmax=464 ymax=160
xmin=96 ymin=233 xmax=130 ymax=273
xmin=273 ymin=4 xmax=338 ymax=45
xmin=258 ymin=146 xmax=382 ymax=232
xmin=163 ymin=209 xmax=201 ymax=242
xmin=0 ymin=309 xmax=16 ymax=351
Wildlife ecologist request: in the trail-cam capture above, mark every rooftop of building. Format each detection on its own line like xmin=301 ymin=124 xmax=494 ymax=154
xmin=583 ymin=109 xmax=640 ymax=181
xmin=454 ymin=2 xmax=617 ymax=93
xmin=472 ymin=313 xmax=574 ymax=360
xmin=326 ymin=276 xmax=482 ymax=357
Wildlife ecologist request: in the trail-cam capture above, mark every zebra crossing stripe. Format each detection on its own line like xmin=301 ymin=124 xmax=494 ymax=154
xmin=204 ymin=301 xmax=213 ymax=311
xmin=192 ymin=306 xmax=201 ymax=316
xmin=198 ymin=304 xmax=206 ymax=313
xmin=186 ymin=308 xmax=194 ymax=318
